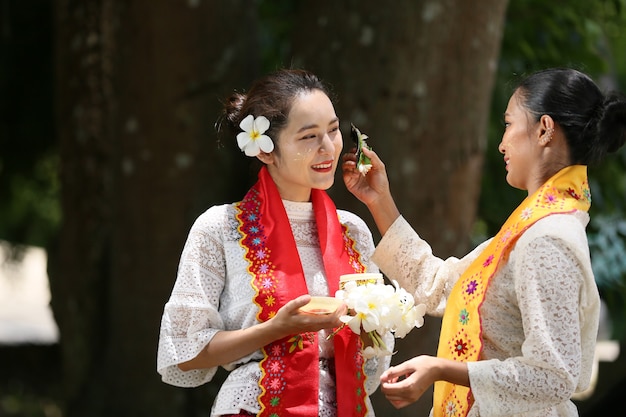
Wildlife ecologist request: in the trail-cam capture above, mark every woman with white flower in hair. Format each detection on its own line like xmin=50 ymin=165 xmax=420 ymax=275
xmin=157 ymin=68 xmax=392 ymax=417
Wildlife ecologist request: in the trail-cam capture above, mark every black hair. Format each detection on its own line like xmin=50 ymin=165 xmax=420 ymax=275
xmin=218 ymin=69 xmax=331 ymax=149
xmin=516 ymin=68 xmax=626 ymax=165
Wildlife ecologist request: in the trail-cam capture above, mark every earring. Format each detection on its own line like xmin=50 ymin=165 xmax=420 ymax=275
xmin=540 ymin=127 xmax=554 ymax=145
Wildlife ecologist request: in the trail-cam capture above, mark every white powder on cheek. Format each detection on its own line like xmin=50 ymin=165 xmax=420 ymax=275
xmin=292 ymin=147 xmax=314 ymax=161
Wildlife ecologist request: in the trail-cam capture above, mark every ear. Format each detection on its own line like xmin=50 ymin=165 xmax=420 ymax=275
xmin=256 ymin=151 xmax=274 ymax=165
xmin=539 ymin=114 xmax=555 ymax=134
xmin=538 ymin=115 xmax=555 ymax=146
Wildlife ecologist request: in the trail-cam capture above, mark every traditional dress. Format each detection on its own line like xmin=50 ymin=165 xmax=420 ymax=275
xmin=372 ymin=166 xmax=600 ymax=417
xmin=158 ymin=167 xmax=391 ymax=417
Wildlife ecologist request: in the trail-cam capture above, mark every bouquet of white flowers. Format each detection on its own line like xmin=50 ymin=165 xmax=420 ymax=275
xmin=334 ymin=275 xmax=427 ymax=358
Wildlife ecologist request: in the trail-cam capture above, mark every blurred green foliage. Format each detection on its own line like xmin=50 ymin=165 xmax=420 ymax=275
xmin=0 ymin=392 xmax=62 ymax=417
xmin=0 ymin=0 xmax=56 ymax=249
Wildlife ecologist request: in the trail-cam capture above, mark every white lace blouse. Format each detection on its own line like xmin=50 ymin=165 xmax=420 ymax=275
xmin=157 ymin=200 xmax=391 ymax=417
xmin=371 ymin=212 xmax=600 ymax=417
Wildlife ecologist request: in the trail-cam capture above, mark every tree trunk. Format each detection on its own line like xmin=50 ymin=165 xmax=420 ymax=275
xmin=52 ymin=1 xmax=260 ymax=415
xmin=52 ymin=1 xmax=508 ymax=416
xmin=290 ymin=1 xmax=508 ymax=415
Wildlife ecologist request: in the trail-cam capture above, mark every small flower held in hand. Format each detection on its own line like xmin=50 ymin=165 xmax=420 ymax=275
xmin=350 ymin=123 xmax=373 ymax=175
xmin=335 ymin=279 xmax=426 ymax=358
xmin=237 ymin=115 xmax=274 ymax=157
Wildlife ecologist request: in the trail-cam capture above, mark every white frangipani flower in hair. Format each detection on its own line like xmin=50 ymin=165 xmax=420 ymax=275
xmin=236 ymin=115 xmax=274 ymax=157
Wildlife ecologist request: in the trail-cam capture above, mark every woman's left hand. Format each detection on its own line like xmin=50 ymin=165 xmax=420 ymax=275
xmin=380 ymin=356 xmax=437 ymax=408
xmin=380 ymin=355 xmax=470 ymax=409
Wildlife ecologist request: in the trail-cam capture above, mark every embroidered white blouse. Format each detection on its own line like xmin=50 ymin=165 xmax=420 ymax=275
xmin=157 ymin=200 xmax=391 ymax=417
xmin=371 ymin=212 xmax=600 ymax=417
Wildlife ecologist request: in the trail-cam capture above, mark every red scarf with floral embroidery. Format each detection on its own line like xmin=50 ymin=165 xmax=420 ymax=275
xmin=235 ymin=166 xmax=368 ymax=417
xmin=434 ymin=165 xmax=591 ymax=417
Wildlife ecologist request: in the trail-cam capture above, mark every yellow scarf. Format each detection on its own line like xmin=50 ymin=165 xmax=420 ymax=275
xmin=434 ymin=165 xmax=591 ymax=417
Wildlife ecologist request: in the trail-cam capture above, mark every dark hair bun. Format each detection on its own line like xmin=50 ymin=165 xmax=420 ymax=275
xmin=598 ymin=92 xmax=626 ymax=155
xmin=223 ymin=92 xmax=246 ymax=129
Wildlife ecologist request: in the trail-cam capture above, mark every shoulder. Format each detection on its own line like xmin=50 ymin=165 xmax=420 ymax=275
xmin=337 ymin=209 xmax=377 ymax=261
xmin=337 ymin=209 xmax=372 ymax=235
xmin=510 ymin=211 xmax=596 ymax=302
xmin=519 ymin=211 xmax=589 ymax=245
xmin=515 ymin=210 xmax=591 ymax=260
xmin=337 ymin=209 xmax=376 ymax=250
xmin=188 ymin=203 xmax=240 ymax=235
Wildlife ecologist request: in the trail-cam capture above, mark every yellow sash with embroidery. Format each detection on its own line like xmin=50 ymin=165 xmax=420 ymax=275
xmin=434 ymin=165 xmax=591 ymax=417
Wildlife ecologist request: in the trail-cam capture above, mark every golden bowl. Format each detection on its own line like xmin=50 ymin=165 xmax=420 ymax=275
xmin=339 ymin=273 xmax=383 ymax=289
xmin=299 ymin=296 xmax=343 ymax=315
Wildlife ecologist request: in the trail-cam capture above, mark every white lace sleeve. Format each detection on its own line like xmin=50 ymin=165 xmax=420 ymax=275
xmin=468 ymin=214 xmax=600 ymax=416
xmin=157 ymin=206 xmax=229 ymax=387
xmin=371 ymin=216 xmax=490 ymax=316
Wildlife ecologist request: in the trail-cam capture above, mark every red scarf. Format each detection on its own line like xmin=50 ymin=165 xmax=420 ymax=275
xmin=235 ymin=166 xmax=368 ymax=417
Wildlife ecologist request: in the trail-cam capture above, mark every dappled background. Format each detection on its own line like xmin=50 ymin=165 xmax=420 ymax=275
xmin=1 ymin=1 xmax=626 ymax=416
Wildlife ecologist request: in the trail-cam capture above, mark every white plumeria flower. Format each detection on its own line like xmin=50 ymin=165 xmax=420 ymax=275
xmin=358 ymin=163 xmax=373 ymax=175
xmin=395 ymin=303 xmax=426 ymax=338
xmin=236 ymin=115 xmax=274 ymax=157
xmin=339 ymin=283 xmax=381 ymax=334
xmin=334 ymin=276 xmax=427 ymax=357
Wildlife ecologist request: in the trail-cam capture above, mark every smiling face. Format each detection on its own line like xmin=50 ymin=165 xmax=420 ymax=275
xmin=499 ymin=90 xmax=545 ymax=194
xmin=260 ymin=89 xmax=343 ymax=201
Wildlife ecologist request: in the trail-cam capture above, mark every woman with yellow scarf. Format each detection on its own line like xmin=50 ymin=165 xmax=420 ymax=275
xmin=342 ymin=68 xmax=626 ymax=417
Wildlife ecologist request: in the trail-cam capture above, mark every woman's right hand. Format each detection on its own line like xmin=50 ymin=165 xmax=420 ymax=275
xmin=342 ymin=146 xmax=392 ymax=207
xmin=270 ymin=294 xmax=347 ymax=339
xmin=179 ymin=295 xmax=347 ymax=371
xmin=342 ymin=146 xmax=401 ymax=236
